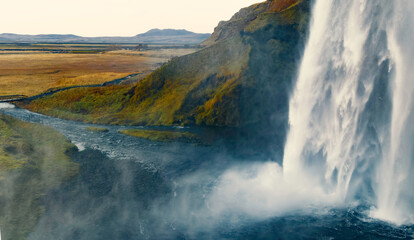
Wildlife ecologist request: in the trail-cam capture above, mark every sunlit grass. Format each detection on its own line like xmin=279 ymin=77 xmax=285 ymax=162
xmin=0 ymin=47 xmax=197 ymax=97
xmin=0 ymin=53 xmax=142 ymax=97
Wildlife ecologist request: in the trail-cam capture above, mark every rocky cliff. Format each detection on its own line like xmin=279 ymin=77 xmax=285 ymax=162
xmin=24 ymin=0 xmax=311 ymax=149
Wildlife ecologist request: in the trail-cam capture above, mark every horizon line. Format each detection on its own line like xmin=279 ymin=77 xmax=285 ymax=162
xmin=0 ymin=28 xmax=212 ymax=38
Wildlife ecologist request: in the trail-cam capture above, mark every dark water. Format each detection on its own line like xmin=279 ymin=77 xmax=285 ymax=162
xmin=0 ymin=105 xmax=413 ymax=239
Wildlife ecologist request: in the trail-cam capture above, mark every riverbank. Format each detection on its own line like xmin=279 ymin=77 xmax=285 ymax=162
xmin=0 ymin=113 xmax=79 ymax=240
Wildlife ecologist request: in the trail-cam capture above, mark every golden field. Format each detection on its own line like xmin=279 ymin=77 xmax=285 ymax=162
xmin=0 ymin=47 xmax=197 ymax=97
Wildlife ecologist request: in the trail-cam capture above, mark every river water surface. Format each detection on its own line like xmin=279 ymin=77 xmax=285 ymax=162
xmin=0 ymin=104 xmax=413 ymax=239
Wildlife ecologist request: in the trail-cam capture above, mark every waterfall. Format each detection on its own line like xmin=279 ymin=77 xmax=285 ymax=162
xmin=372 ymin=0 xmax=414 ymax=225
xmin=284 ymin=0 xmax=414 ymax=225
xmin=206 ymin=0 xmax=413 ymax=226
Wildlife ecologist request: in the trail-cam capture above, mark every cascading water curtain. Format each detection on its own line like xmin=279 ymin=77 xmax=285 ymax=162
xmin=283 ymin=0 xmax=414 ymax=225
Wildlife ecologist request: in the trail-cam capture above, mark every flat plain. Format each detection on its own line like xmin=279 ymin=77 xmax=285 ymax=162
xmin=0 ymin=43 xmax=198 ymax=97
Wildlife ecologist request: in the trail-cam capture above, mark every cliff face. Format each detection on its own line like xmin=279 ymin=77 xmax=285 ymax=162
xmin=25 ymin=0 xmax=310 ymax=139
xmin=202 ymin=0 xmax=304 ymax=47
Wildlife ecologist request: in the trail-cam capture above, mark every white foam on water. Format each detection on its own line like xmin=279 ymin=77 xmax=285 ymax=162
xmin=73 ymin=142 xmax=86 ymax=151
xmin=0 ymin=103 xmax=15 ymax=109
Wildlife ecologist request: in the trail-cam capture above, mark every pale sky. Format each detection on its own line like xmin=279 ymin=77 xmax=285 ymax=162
xmin=0 ymin=0 xmax=261 ymax=37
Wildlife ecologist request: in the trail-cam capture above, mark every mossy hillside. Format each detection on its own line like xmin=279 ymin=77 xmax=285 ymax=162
xmin=25 ymin=37 xmax=250 ymax=126
xmin=25 ymin=85 xmax=133 ymax=124
xmin=0 ymin=114 xmax=79 ymax=240
xmin=136 ymin=37 xmax=249 ymax=126
xmin=23 ymin=0 xmax=310 ymax=131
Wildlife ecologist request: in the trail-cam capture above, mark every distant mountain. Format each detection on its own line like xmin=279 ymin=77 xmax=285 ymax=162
xmin=134 ymin=29 xmax=210 ymax=44
xmin=0 ymin=29 xmax=210 ymax=44
xmin=138 ymin=29 xmax=195 ymax=37
xmin=0 ymin=33 xmax=83 ymax=42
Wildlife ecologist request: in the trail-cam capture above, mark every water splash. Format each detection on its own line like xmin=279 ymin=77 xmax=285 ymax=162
xmin=207 ymin=162 xmax=338 ymax=219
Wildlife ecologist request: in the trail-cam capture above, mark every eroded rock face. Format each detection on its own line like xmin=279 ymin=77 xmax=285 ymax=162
xmin=201 ymin=0 xmax=304 ymax=47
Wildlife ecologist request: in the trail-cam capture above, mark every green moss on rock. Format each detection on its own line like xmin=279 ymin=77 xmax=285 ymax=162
xmin=119 ymin=129 xmax=200 ymax=143
xmin=85 ymin=127 xmax=109 ymax=132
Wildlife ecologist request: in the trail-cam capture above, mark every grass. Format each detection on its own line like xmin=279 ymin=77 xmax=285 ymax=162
xmin=0 ymin=47 xmax=197 ymax=97
xmin=119 ymin=129 xmax=200 ymax=143
xmin=22 ymin=85 xmax=133 ymax=124
xmin=0 ymin=114 xmax=79 ymax=240
xmin=85 ymin=127 xmax=109 ymax=132
xmin=0 ymin=53 xmax=137 ymax=97
xmin=23 ymin=37 xmax=249 ymax=127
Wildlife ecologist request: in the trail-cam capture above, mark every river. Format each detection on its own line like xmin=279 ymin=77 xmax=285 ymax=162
xmin=0 ymin=103 xmax=413 ymax=239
